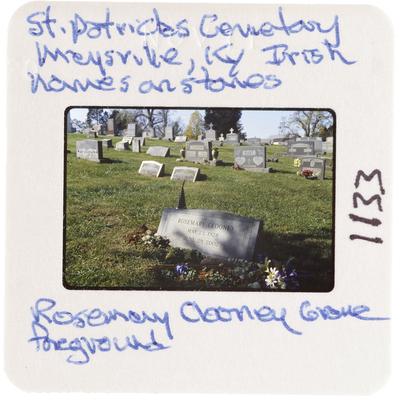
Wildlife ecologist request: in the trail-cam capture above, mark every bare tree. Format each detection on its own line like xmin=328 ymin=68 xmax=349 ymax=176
xmin=279 ymin=111 xmax=333 ymax=137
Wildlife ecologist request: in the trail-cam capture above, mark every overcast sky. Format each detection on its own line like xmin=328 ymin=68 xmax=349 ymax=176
xmin=69 ymin=108 xmax=301 ymax=138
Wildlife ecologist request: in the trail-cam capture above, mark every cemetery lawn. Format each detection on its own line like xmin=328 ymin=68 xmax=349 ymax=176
xmin=65 ymin=135 xmax=334 ymax=291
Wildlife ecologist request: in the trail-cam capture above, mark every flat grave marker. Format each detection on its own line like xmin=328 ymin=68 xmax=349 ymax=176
xmin=157 ymin=209 xmax=261 ymax=260
xmin=146 ymin=146 xmax=170 ymax=157
xmin=138 ymin=161 xmax=165 ymax=177
xmin=170 ymin=166 xmax=200 ymax=182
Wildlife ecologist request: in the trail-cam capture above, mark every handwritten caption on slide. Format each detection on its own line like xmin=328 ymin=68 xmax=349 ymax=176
xmin=28 ymin=298 xmax=389 ymax=365
xmin=25 ymin=6 xmax=356 ymax=94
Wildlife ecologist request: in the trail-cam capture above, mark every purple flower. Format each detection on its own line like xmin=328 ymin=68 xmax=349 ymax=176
xmin=176 ymin=263 xmax=189 ymax=275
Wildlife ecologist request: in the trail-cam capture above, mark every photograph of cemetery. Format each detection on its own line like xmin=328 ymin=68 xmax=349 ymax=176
xmin=64 ymin=107 xmax=335 ymax=291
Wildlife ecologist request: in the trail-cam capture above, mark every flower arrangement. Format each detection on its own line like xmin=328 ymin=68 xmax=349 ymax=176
xmin=140 ymin=229 xmax=170 ymax=248
xmin=264 ymin=258 xmax=299 ymax=290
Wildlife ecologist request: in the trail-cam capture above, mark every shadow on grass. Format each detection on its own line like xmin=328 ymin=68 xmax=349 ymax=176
xmin=101 ymin=158 xmax=124 ymax=164
xmin=256 ymin=230 xmax=334 ymax=292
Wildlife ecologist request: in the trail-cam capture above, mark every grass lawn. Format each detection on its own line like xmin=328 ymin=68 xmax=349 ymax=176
xmin=64 ymin=134 xmax=334 ymax=291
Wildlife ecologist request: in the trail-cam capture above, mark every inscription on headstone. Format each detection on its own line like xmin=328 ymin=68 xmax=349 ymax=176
xmin=138 ymin=161 xmax=165 ymax=177
xmin=234 ymin=146 xmax=266 ymax=171
xmin=146 ymin=146 xmax=170 ymax=157
xmin=171 ymin=166 xmax=200 ymax=182
xmin=300 ymin=157 xmax=326 ymax=180
xmin=76 ymin=140 xmax=103 ymax=162
xmin=157 ymin=209 xmax=261 ymax=260
xmin=185 ymin=140 xmax=212 ymax=163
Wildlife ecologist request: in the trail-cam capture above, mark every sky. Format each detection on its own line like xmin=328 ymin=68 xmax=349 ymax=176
xmin=69 ymin=108 xmax=298 ymax=138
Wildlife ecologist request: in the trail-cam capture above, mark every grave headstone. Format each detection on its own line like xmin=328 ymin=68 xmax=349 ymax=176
xmin=205 ymin=123 xmax=217 ymax=141
xmin=143 ymin=127 xmax=156 ymax=138
xmin=127 ymin=123 xmax=138 ymax=137
xmin=102 ymin=139 xmax=113 ymax=148
xmin=246 ymin=137 xmax=262 ymax=145
xmin=225 ymin=128 xmax=240 ymax=144
xmin=300 ymin=157 xmax=326 ymax=180
xmin=164 ymin=126 xmax=175 ymax=140
xmin=116 ymin=141 xmax=130 ymax=151
xmin=76 ymin=140 xmax=103 ymax=162
xmin=146 ymin=146 xmax=170 ymax=157
xmin=234 ymin=146 xmax=267 ymax=171
xmin=157 ymin=209 xmax=261 ymax=260
xmin=107 ymin=118 xmax=115 ymax=135
xmin=138 ymin=161 xmax=165 ymax=177
xmin=132 ymin=138 xmax=141 ymax=153
xmin=85 ymin=128 xmax=98 ymax=138
xmin=287 ymin=142 xmax=315 ymax=157
xmin=185 ymin=140 xmax=212 ymax=163
xmin=175 ymin=135 xmax=187 ymax=143
xmin=171 ymin=166 xmax=200 ymax=182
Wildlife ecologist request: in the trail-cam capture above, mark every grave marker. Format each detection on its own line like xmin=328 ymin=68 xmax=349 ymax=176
xmin=146 ymin=146 xmax=170 ymax=157
xmin=157 ymin=209 xmax=261 ymax=260
xmin=185 ymin=140 xmax=212 ymax=163
xmin=138 ymin=161 xmax=165 ymax=177
xmin=300 ymin=157 xmax=326 ymax=179
xmin=234 ymin=146 xmax=267 ymax=171
xmin=171 ymin=166 xmax=200 ymax=182
xmin=76 ymin=140 xmax=103 ymax=162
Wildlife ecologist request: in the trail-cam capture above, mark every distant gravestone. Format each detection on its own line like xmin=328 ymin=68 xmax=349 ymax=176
xmin=121 ymin=136 xmax=134 ymax=145
xmin=138 ymin=161 xmax=165 ymax=177
xmin=76 ymin=140 xmax=103 ymax=162
xmin=175 ymin=136 xmax=187 ymax=143
xmin=171 ymin=166 xmax=200 ymax=182
xmin=234 ymin=146 xmax=267 ymax=171
xmin=157 ymin=209 xmax=261 ymax=260
xmin=225 ymin=128 xmax=240 ymax=144
xmin=116 ymin=141 xmax=129 ymax=151
xmin=102 ymin=139 xmax=113 ymax=148
xmin=288 ymin=142 xmax=315 ymax=157
xmin=164 ymin=126 xmax=175 ymax=140
xmin=107 ymin=118 xmax=115 ymax=135
xmin=246 ymin=137 xmax=262 ymax=145
xmin=146 ymin=146 xmax=170 ymax=157
xmin=132 ymin=138 xmax=141 ymax=153
xmin=300 ymin=157 xmax=326 ymax=180
xmin=143 ymin=127 xmax=156 ymax=138
xmin=205 ymin=123 xmax=217 ymax=141
xmin=85 ymin=128 xmax=97 ymax=138
xmin=185 ymin=140 xmax=212 ymax=163
xmin=323 ymin=137 xmax=334 ymax=153
xmin=127 ymin=123 xmax=138 ymax=137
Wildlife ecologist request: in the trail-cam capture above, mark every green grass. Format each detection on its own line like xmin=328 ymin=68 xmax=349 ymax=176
xmin=65 ymin=134 xmax=334 ymax=291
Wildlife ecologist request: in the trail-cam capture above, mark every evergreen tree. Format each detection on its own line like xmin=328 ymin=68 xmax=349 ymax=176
xmin=204 ymin=109 xmax=244 ymax=139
